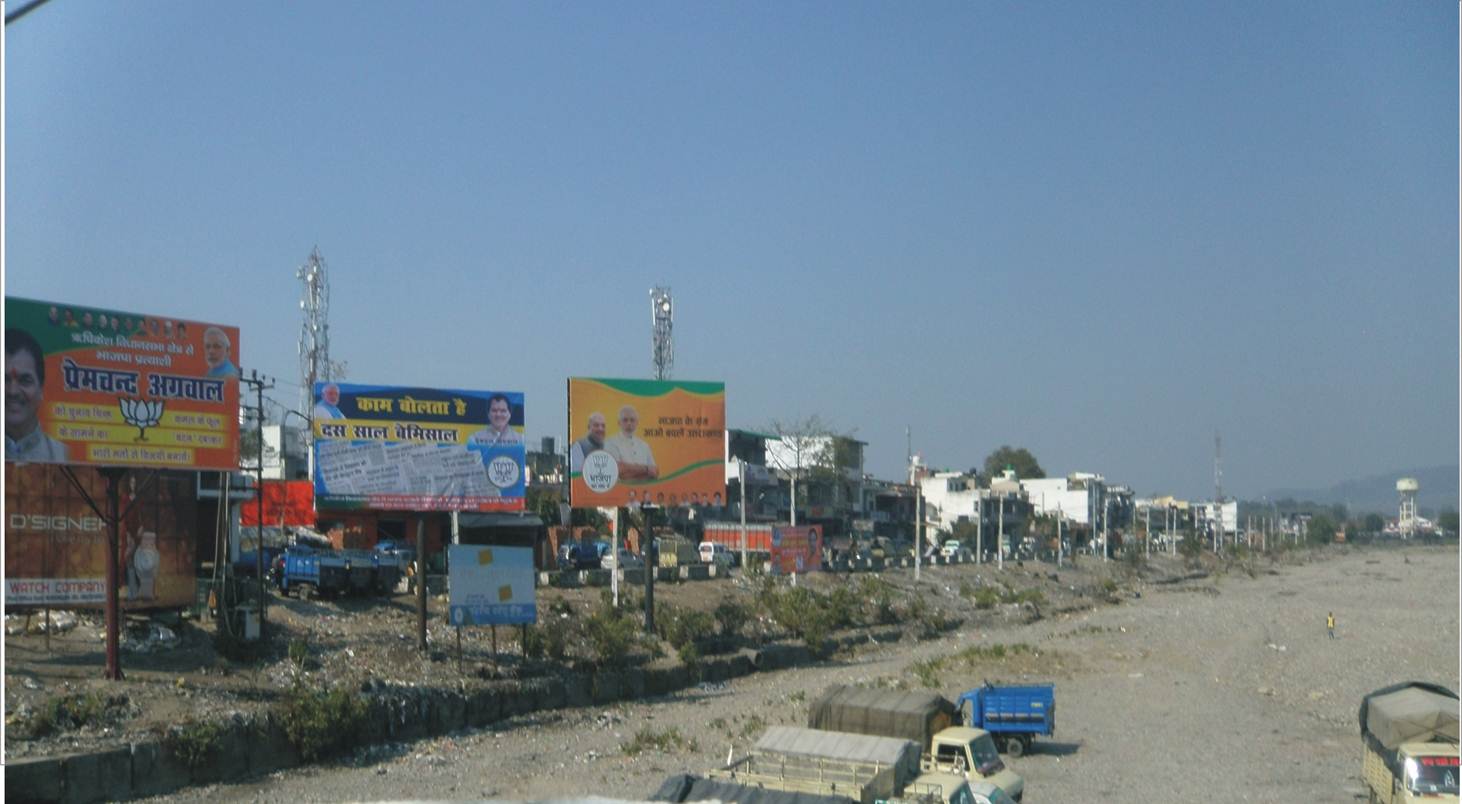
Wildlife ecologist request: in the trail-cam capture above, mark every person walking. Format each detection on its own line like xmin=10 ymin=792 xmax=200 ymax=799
xmin=1327 ymin=611 xmax=1336 ymax=639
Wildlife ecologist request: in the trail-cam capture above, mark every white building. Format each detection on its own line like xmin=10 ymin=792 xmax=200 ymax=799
xmin=918 ymin=471 xmax=979 ymax=535
xmin=1021 ymin=473 xmax=1107 ymax=527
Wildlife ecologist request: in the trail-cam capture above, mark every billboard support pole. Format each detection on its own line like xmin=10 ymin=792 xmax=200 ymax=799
xmin=416 ymin=518 xmax=428 ymax=653
xmin=58 ymin=465 xmax=156 ymax=681
xmin=642 ymin=507 xmax=656 ymax=635
xmin=102 ymin=467 xmax=125 ymax=680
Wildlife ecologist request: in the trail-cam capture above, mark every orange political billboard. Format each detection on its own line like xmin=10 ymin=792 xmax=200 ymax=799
xmin=4 ymin=297 xmax=240 ymax=470
xmin=567 ymin=378 xmax=725 ymax=508
xmin=769 ymin=525 xmax=823 ymax=575
xmin=4 ymin=463 xmax=197 ymax=609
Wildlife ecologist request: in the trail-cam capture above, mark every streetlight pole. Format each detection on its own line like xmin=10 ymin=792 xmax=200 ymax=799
xmin=739 ymin=460 xmax=748 ymax=571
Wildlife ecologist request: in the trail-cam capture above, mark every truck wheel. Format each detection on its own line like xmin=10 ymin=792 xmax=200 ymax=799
xmin=296 ymin=583 xmax=314 ymax=601
xmin=1005 ymin=736 xmax=1025 ymax=757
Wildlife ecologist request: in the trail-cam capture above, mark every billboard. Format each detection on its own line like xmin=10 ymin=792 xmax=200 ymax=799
xmin=769 ymin=525 xmax=822 ymax=575
xmin=312 ymin=383 xmax=525 ymax=511
xmin=567 ymin=378 xmax=725 ymax=507
xmin=4 ymin=463 xmax=198 ymax=608
xmin=447 ymin=544 xmax=536 ymax=625
xmin=3 ymin=297 xmax=241 ymax=470
xmin=239 ymin=480 xmax=315 ymax=527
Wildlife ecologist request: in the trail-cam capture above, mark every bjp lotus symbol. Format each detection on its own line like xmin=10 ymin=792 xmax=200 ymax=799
xmin=119 ymin=397 xmax=165 ymax=441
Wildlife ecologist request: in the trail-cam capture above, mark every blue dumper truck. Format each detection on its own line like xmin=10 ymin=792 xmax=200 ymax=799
xmin=275 ymin=542 xmax=408 ymax=599
xmin=956 ymin=683 xmax=1056 ymax=757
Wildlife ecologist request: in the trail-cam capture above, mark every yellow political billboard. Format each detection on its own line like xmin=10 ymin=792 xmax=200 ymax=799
xmin=567 ymin=378 xmax=725 ymax=508
xmin=4 ymin=296 xmax=240 ymax=470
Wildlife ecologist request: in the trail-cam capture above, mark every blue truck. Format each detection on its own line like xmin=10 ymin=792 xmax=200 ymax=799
xmin=956 ymin=683 xmax=1056 ymax=757
xmin=276 ymin=544 xmax=403 ymax=599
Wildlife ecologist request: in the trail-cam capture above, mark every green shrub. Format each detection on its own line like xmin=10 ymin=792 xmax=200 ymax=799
xmin=165 ymin=719 xmax=225 ymax=769
xmin=910 ymin=657 xmax=943 ymax=688
xmin=971 ymin=587 xmax=999 ymax=609
xmin=585 ymin=603 xmax=643 ymax=667
xmin=738 ymin=713 xmax=767 ymax=740
xmin=275 ymin=681 xmax=369 ymax=761
xmin=656 ymin=605 xmax=715 ymax=650
xmin=759 ymin=586 xmax=835 ymax=654
xmin=622 ymin=726 xmax=696 ymax=756
xmin=713 ymin=601 xmax=749 ymax=638
xmin=999 ymin=587 xmax=1045 ymax=606
xmin=825 ymin=584 xmax=863 ymax=629
xmin=288 ymin=637 xmax=309 ymax=668
xmin=26 ymin=692 xmax=114 ymax=738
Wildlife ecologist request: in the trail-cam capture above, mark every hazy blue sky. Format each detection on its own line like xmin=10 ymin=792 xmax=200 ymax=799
xmin=6 ymin=1 xmax=1457 ymax=501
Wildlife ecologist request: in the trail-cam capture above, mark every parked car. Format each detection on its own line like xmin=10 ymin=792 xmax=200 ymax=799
xmin=698 ymin=541 xmax=736 ymax=568
xmin=601 ymin=548 xmax=645 ymax=570
xmin=940 ymin=540 xmax=963 ymax=559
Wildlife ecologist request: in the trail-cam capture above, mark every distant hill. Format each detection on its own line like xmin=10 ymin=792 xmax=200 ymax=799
xmin=1263 ymin=465 xmax=1458 ymax=515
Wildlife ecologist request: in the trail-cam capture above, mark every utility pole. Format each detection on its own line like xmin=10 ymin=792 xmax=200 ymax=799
xmin=1145 ymin=504 xmax=1151 ymax=560
xmin=1213 ymin=432 xmax=1223 ymax=554
xmin=996 ymin=495 xmax=1004 ymax=571
xmin=242 ymin=371 xmax=274 ymax=641
xmin=1056 ymin=504 xmax=1063 ymax=568
xmin=975 ymin=493 xmax=983 ymax=565
xmin=909 ymin=445 xmax=920 ymax=581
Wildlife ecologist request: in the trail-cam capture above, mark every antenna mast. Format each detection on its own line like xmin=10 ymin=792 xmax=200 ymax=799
xmin=650 ymin=287 xmax=673 ymax=381
xmin=298 ymin=247 xmax=332 ymax=415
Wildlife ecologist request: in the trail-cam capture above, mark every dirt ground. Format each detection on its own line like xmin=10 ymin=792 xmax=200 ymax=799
xmin=7 ymin=544 xmax=1459 ymax=803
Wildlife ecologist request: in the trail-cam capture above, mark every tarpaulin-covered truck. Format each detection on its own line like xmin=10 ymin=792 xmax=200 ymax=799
xmin=808 ymin=686 xmax=1024 ymax=801
xmin=704 ymin=726 xmax=979 ymax=804
xmin=1359 ymin=682 xmax=1460 ymax=804
xmin=711 ymin=725 xmax=922 ymax=803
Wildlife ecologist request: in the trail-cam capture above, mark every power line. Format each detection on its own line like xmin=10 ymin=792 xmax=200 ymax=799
xmin=5 ymin=0 xmax=55 ymax=26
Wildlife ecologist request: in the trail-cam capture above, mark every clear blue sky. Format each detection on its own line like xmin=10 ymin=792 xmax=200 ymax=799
xmin=6 ymin=1 xmax=1457 ymax=501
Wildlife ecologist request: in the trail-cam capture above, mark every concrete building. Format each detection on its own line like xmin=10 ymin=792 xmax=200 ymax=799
xmin=1021 ymin=473 xmax=1107 ymax=527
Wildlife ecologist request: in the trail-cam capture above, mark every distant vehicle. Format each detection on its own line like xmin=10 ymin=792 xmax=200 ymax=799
xmin=232 ymin=546 xmax=283 ymax=579
xmin=275 ymin=542 xmax=400 ymax=599
xmin=600 ymin=548 xmax=644 ymax=571
xmin=1360 ymin=682 xmax=1459 ymax=804
xmin=941 ymin=540 xmax=963 ymax=559
xmin=698 ymin=542 xmax=735 ymax=569
xmin=557 ymin=541 xmax=602 ymax=570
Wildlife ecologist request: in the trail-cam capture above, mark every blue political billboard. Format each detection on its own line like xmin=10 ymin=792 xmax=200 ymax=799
xmin=311 ymin=382 xmax=525 ymax=511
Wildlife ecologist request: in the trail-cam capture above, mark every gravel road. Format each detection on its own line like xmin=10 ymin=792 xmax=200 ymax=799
xmin=143 ymin=544 xmax=1458 ymax=803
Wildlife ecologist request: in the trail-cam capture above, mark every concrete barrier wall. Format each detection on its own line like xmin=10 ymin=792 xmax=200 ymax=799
xmin=7 ymin=625 xmax=905 ymax=804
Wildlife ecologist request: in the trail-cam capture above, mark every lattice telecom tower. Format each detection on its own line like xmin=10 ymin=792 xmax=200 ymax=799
xmin=298 ymin=247 xmax=335 ymax=415
xmin=1397 ymin=477 xmax=1419 ymax=538
xmin=651 ymin=286 xmax=673 ymax=380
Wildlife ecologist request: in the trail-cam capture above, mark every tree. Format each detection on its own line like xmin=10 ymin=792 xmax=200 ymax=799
xmin=1362 ymin=513 xmax=1385 ymax=534
xmin=982 ymin=446 xmax=1045 ymax=481
xmin=764 ymin=415 xmax=837 ymax=527
xmin=1307 ymin=514 xmax=1337 ymax=546
xmin=1439 ymin=508 xmax=1458 ymax=534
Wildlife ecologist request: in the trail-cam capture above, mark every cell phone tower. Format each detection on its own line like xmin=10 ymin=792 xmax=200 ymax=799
xmin=650 ymin=286 xmax=673 ymax=380
xmin=298 ymin=247 xmax=333 ymax=416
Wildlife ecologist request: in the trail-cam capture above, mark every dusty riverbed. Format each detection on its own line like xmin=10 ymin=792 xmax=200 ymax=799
xmin=111 ymin=543 xmax=1458 ymax=803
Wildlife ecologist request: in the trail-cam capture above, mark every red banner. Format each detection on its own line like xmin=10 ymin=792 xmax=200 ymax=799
xmin=239 ymin=480 xmax=315 ymax=527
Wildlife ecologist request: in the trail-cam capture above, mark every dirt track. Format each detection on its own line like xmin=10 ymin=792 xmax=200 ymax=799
xmin=132 ymin=544 xmax=1458 ymax=804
